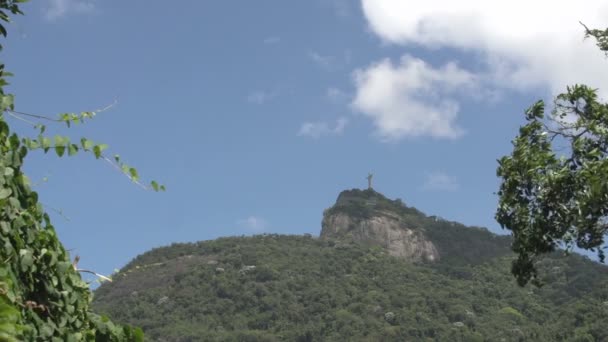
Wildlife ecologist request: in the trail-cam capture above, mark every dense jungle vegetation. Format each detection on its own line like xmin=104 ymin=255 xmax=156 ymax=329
xmin=93 ymin=196 xmax=608 ymax=341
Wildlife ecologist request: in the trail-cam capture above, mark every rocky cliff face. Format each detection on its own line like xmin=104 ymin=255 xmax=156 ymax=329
xmin=320 ymin=189 xmax=439 ymax=262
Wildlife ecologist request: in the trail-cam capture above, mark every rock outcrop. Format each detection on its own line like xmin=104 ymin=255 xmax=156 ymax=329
xmin=320 ymin=189 xmax=439 ymax=262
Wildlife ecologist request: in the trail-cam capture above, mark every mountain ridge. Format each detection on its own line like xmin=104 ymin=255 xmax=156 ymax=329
xmin=321 ymin=188 xmax=514 ymax=266
xmin=92 ymin=189 xmax=608 ymax=341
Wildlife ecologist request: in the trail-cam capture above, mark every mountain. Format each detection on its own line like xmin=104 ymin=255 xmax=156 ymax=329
xmin=92 ymin=189 xmax=608 ymax=341
xmin=321 ymin=189 xmax=439 ymax=262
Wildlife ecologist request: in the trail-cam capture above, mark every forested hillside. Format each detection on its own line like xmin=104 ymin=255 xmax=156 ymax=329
xmin=92 ymin=194 xmax=608 ymax=341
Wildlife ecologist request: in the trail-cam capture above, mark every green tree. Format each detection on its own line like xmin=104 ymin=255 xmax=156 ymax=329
xmin=0 ymin=1 xmax=162 ymax=340
xmin=496 ymin=24 xmax=608 ymax=286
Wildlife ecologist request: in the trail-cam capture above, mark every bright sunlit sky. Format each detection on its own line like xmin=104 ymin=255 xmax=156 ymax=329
xmin=3 ymin=1 xmax=608 ymax=278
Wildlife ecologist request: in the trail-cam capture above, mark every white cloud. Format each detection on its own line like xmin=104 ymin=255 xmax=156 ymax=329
xmin=352 ymin=55 xmax=475 ymax=140
xmin=237 ymin=216 xmax=268 ymax=233
xmin=422 ymin=171 xmax=459 ymax=192
xmin=263 ymin=36 xmax=281 ymax=45
xmin=45 ymin=0 xmax=95 ymax=20
xmin=298 ymin=117 xmax=348 ymax=139
xmin=360 ymin=0 xmax=608 ymax=99
xmin=353 ymin=1 xmax=608 ymax=140
xmin=247 ymin=90 xmax=279 ymax=104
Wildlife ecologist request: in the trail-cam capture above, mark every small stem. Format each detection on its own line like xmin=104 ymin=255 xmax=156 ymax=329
xmin=5 ymin=110 xmax=38 ymax=126
xmin=41 ymin=202 xmax=70 ymax=221
xmin=5 ymin=98 xmax=118 ymax=123
xmin=76 ymin=268 xmax=113 ymax=282
xmin=102 ymin=155 xmax=148 ymax=190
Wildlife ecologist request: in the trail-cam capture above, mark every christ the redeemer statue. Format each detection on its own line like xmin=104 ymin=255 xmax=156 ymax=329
xmin=366 ymin=173 xmax=373 ymax=190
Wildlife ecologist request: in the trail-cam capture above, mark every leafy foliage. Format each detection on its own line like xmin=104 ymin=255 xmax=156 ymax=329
xmin=93 ymin=232 xmax=608 ymax=342
xmin=0 ymin=1 xmax=160 ymax=339
xmin=0 ymin=95 xmax=145 ymax=340
xmin=581 ymin=22 xmax=608 ymax=55
xmin=496 ymin=26 xmax=608 ymax=286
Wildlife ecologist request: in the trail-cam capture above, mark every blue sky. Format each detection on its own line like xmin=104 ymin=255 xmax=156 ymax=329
xmin=3 ymin=0 xmax=608 ymax=280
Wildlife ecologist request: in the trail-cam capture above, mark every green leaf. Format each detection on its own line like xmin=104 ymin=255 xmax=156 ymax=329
xmin=0 ymin=94 xmax=14 ymax=111
xmin=132 ymin=327 xmax=144 ymax=342
xmin=81 ymin=138 xmax=93 ymax=151
xmin=151 ymin=182 xmax=167 ymax=191
xmin=23 ymin=138 xmax=38 ymax=150
xmin=34 ymin=124 xmax=46 ymax=135
xmin=93 ymin=144 xmax=108 ymax=159
xmin=19 ymin=249 xmax=33 ymax=268
xmin=0 ymin=221 xmax=9 ymax=234
xmin=41 ymin=136 xmax=51 ymax=152
xmin=93 ymin=145 xmax=102 ymax=159
xmin=19 ymin=174 xmax=30 ymax=186
xmin=68 ymin=144 xmax=78 ymax=156
xmin=59 ymin=113 xmax=71 ymax=127
xmin=54 ymin=136 xmax=68 ymax=157
xmin=0 ymin=187 xmax=11 ymax=199
xmin=128 ymin=167 xmax=138 ymax=181
xmin=55 ymin=145 xmax=65 ymax=157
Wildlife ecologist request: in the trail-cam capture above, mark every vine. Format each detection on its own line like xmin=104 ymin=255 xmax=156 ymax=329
xmin=0 ymin=0 xmax=161 ymax=340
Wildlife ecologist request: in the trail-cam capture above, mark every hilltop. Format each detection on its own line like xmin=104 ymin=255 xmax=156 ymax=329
xmin=320 ymin=189 xmax=513 ymax=265
xmin=92 ymin=189 xmax=608 ymax=341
